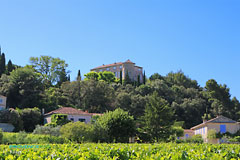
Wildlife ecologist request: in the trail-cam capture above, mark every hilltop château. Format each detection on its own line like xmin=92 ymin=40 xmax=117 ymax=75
xmin=91 ymin=59 xmax=143 ymax=83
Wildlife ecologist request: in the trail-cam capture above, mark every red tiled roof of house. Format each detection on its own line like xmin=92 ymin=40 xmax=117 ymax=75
xmin=91 ymin=62 xmax=123 ymax=70
xmin=91 ymin=59 xmax=135 ymax=70
xmin=44 ymin=107 xmax=102 ymax=116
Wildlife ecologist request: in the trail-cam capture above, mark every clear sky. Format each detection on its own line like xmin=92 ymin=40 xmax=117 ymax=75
xmin=0 ymin=0 xmax=239 ymax=99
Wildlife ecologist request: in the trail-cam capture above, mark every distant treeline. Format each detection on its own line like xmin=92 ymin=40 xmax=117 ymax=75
xmin=0 ymin=49 xmax=239 ymax=131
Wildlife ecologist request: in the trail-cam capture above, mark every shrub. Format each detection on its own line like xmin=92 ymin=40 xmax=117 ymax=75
xmin=93 ymin=108 xmax=136 ymax=143
xmin=2 ymin=132 xmax=66 ymax=144
xmin=207 ymin=129 xmax=217 ymax=139
xmin=60 ymin=122 xmax=93 ymax=143
xmin=186 ymin=134 xmax=203 ymax=143
xmin=19 ymin=108 xmax=42 ymax=132
xmin=33 ymin=125 xmax=61 ymax=137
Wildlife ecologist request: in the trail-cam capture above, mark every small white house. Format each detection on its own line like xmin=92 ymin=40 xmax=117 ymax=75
xmin=44 ymin=107 xmax=102 ymax=124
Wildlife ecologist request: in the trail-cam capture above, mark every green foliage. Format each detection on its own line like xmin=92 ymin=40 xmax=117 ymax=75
xmin=98 ymin=71 xmax=116 ymax=83
xmin=77 ymin=69 xmax=81 ymax=81
xmin=0 ymin=109 xmax=23 ymax=131
xmin=60 ymin=122 xmax=93 ymax=143
xmin=7 ymin=60 xmax=14 ymax=75
xmin=186 ymin=134 xmax=203 ymax=143
xmin=2 ymin=143 xmax=240 ymax=159
xmin=207 ymin=129 xmax=217 ymax=139
xmin=94 ymin=108 xmax=136 ymax=143
xmin=0 ymin=53 xmax=6 ymax=76
xmin=30 ymin=56 xmax=69 ymax=86
xmin=2 ymin=67 xmax=43 ymax=109
xmin=123 ymin=70 xmax=131 ymax=85
xmin=0 ymin=129 xmax=3 ymax=144
xmin=84 ymin=71 xmax=99 ymax=81
xmin=47 ymin=114 xmax=70 ymax=127
xmin=80 ymin=80 xmax=114 ymax=113
xmin=2 ymin=132 xmax=66 ymax=144
xmin=33 ymin=125 xmax=61 ymax=137
xmin=19 ymin=107 xmax=42 ymax=132
xmin=142 ymin=91 xmax=174 ymax=142
xmin=149 ymin=73 xmax=163 ymax=81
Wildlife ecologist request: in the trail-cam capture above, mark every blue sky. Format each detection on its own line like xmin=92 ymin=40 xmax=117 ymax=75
xmin=0 ymin=0 xmax=240 ymax=99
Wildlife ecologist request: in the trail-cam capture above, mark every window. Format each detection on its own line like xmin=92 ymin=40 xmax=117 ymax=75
xmin=70 ymin=118 xmax=74 ymax=121
xmin=119 ymin=66 xmax=122 ymax=69
xmin=220 ymin=125 xmax=226 ymax=133
xmin=113 ymin=66 xmax=116 ymax=70
xmin=106 ymin=68 xmax=110 ymax=71
xmin=100 ymin=69 xmax=103 ymax=72
xmin=203 ymin=127 xmax=205 ymax=134
xmin=79 ymin=118 xmax=86 ymax=122
xmin=138 ymin=68 xmax=141 ymax=71
xmin=115 ymin=72 xmax=117 ymax=77
xmin=0 ymin=99 xmax=3 ymax=104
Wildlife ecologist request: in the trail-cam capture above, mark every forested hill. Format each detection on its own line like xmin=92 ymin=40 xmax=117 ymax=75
xmin=0 ymin=50 xmax=239 ymax=129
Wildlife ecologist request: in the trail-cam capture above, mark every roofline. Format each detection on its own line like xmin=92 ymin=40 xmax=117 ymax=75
xmin=191 ymin=115 xmax=237 ymax=130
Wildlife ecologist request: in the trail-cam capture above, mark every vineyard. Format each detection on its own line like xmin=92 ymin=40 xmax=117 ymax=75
xmin=0 ymin=143 xmax=240 ymax=159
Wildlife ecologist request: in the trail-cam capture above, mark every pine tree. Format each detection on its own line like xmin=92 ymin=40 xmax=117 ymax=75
xmin=77 ymin=69 xmax=81 ymax=81
xmin=7 ymin=60 xmax=13 ymax=75
xmin=143 ymin=71 xmax=146 ymax=84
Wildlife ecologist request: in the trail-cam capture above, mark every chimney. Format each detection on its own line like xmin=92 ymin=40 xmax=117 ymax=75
xmin=42 ymin=108 xmax=45 ymax=115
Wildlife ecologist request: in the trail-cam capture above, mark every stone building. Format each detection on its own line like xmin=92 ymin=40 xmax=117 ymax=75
xmin=90 ymin=59 xmax=143 ymax=82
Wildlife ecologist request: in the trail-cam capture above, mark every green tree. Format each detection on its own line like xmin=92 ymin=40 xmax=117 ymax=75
xmin=137 ymin=75 xmax=140 ymax=86
xmin=93 ymin=108 xmax=136 ymax=143
xmin=123 ymin=70 xmax=131 ymax=85
xmin=81 ymin=80 xmax=114 ymax=112
xmin=30 ymin=56 xmax=69 ymax=86
xmin=77 ymin=69 xmax=81 ymax=81
xmin=0 ymin=67 xmax=44 ymax=109
xmin=7 ymin=60 xmax=14 ymax=75
xmin=120 ymin=71 xmax=122 ymax=85
xmin=84 ymin=71 xmax=99 ymax=81
xmin=98 ymin=71 xmax=116 ymax=83
xmin=143 ymin=71 xmax=146 ymax=84
xmin=0 ymin=53 xmax=6 ymax=76
xmin=204 ymin=79 xmax=233 ymax=117
xmin=142 ymin=91 xmax=174 ymax=141
xmin=19 ymin=107 xmax=42 ymax=132
xmin=149 ymin=73 xmax=163 ymax=81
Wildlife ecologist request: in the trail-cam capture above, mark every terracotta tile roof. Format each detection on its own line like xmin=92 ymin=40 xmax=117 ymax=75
xmin=191 ymin=115 xmax=237 ymax=130
xmin=91 ymin=62 xmax=123 ymax=70
xmin=44 ymin=107 xmax=102 ymax=116
xmin=91 ymin=59 xmax=135 ymax=70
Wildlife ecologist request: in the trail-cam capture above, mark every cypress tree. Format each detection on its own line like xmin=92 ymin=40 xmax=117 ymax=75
xmin=0 ymin=53 xmax=6 ymax=76
xmin=7 ymin=60 xmax=13 ymax=75
xmin=77 ymin=69 xmax=81 ymax=81
xmin=137 ymin=75 xmax=140 ymax=86
xmin=120 ymin=71 xmax=122 ymax=85
xmin=143 ymin=71 xmax=146 ymax=84
xmin=124 ymin=70 xmax=131 ymax=85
